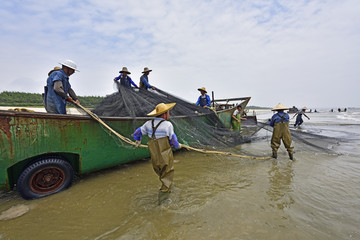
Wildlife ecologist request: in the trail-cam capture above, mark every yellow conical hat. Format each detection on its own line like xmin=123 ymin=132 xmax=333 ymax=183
xmin=48 ymin=66 xmax=61 ymax=76
xmin=272 ymin=103 xmax=289 ymax=111
xmin=147 ymin=103 xmax=176 ymax=116
xmin=197 ymin=87 xmax=207 ymax=93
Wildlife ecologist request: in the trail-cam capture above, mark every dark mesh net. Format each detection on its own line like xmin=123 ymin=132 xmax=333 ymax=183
xmin=92 ymin=84 xmax=255 ymax=149
xmin=90 ymin=84 xmax=343 ymax=155
xmin=93 ymin=84 xmax=212 ymax=117
xmin=254 ymin=121 xmax=342 ymax=154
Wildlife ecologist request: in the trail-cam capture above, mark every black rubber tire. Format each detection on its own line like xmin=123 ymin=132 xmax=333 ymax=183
xmin=16 ymin=157 xmax=74 ymax=200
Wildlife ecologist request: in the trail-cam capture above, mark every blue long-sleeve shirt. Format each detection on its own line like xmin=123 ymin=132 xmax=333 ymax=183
xmin=196 ymin=94 xmax=211 ymax=107
xmin=140 ymin=75 xmax=152 ymax=89
xmin=270 ymin=112 xmax=290 ymax=127
xmin=114 ymin=74 xmax=138 ymax=88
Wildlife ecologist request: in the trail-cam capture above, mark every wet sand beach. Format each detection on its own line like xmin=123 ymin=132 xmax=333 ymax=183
xmin=1 ymin=108 xmax=359 ymax=239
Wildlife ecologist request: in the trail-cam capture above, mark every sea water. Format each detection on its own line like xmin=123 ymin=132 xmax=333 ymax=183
xmin=0 ymin=108 xmax=359 ymax=239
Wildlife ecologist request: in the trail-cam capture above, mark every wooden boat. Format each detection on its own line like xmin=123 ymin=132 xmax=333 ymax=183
xmin=213 ymin=97 xmax=259 ymax=133
xmin=288 ymin=106 xmax=298 ymax=114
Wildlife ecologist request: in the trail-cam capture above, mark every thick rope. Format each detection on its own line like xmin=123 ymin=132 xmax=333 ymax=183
xmin=181 ymin=144 xmax=271 ymax=160
xmin=72 ymin=101 xmax=148 ymax=148
xmin=72 ymin=101 xmax=271 ymax=160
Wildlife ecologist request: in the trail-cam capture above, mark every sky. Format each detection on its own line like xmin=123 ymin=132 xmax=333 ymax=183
xmin=0 ymin=0 xmax=359 ymax=108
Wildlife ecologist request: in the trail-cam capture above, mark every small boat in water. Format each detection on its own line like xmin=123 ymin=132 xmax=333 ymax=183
xmin=287 ymin=106 xmax=298 ymax=114
xmin=213 ymin=97 xmax=259 ymax=135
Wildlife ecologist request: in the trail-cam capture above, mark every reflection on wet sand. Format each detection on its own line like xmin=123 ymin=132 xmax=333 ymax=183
xmin=266 ymin=160 xmax=295 ymax=210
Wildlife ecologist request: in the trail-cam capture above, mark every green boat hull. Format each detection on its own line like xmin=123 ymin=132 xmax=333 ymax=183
xmin=0 ymin=104 xmax=254 ymax=198
xmin=0 ymin=110 xmax=153 ymax=191
xmin=216 ymin=97 xmax=251 ymax=129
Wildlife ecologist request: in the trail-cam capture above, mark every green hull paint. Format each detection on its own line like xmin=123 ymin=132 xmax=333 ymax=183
xmin=0 ymin=100 xmax=254 ymax=192
xmin=216 ymin=98 xmax=251 ymax=129
xmin=0 ymin=110 xmax=152 ymax=190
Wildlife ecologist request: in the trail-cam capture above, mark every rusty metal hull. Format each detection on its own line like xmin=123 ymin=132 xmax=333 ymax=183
xmin=0 ymin=110 xmax=152 ymax=190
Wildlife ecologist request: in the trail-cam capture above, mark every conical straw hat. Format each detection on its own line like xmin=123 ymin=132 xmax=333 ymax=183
xmin=197 ymin=87 xmax=207 ymax=93
xmin=142 ymin=67 xmax=152 ymax=73
xmin=119 ymin=67 xmax=131 ymax=74
xmin=272 ymin=103 xmax=289 ymax=111
xmin=147 ymin=103 xmax=176 ymax=116
xmin=48 ymin=66 xmax=61 ymax=76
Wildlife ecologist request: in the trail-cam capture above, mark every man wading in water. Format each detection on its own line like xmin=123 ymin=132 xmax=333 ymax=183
xmin=133 ymin=103 xmax=181 ymax=204
xmin=292 ymin=106 xmax=310 ymax=128
xmin=269 ymin=103 xmax=294 ymax=160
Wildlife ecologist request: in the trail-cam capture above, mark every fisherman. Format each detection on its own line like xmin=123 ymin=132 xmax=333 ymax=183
xmin=196 ymin=87 xmax=211 ymax=108
xmin=133 ymin=103 xmax=181 ymax=202
xmin=269 ymin=103 xmax=294 ymax=160
xmin=44 ymin=60 xmax=80 ymax=114
xmin=231 ymin=105 xmax=247 ymax=130
xmin=114 ymin=67 xmax=138 ymax=88
xmin=293 ymin=106 xmax=310 ymax=127
xmin=139 ymin=67 xmax=156 ymax=90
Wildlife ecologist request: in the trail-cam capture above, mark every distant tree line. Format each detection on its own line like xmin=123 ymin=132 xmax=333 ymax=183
xmin=0 ymin=91 xmax=104 ymax=107
xmin=247 ymin=105 xmax=271 ymax=109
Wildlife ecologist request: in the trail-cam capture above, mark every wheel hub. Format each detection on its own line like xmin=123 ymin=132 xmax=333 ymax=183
xmin=30 ymin=167 xmax=65 ymax=194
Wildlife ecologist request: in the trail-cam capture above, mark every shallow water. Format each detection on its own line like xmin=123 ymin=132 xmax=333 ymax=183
xmin=1 ymin=109 xmax=360 ymax=239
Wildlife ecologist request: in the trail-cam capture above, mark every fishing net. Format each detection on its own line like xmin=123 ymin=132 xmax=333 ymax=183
xmin=253 ymin=121 xmax=343 ymax=154
xmin=88 ymin=84 xmax=349 ymax=157
xmin=92 ymin=84 xmax=256 ymax=149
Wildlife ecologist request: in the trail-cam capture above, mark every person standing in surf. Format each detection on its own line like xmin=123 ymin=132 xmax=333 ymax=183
xmin=293 ymin=106 xmax=310 ymax=127
xmin=270 ymin=103 xmax=294 ymax=160
xmin=133 ymin=103 xmax=181 ymax=203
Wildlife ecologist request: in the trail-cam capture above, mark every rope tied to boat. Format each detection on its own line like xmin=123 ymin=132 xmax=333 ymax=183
xmin=72 ymin=101 xmax=272 ymax=160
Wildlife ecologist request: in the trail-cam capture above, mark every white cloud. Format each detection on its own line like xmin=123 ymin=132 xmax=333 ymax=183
xmin=0 ymin=0 xmax=359 ymax=107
